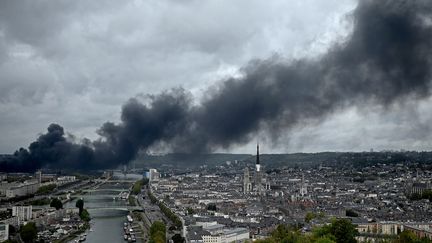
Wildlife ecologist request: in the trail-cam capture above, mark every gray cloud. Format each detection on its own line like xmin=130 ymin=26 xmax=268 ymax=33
xmin=0 ymin=0 xmax=355 ymax=154
xmin=2 ymin=0 xmax=432 ymax=172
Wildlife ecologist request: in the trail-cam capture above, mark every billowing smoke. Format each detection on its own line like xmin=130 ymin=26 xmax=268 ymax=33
xmin=1 ymin=0 xmax=432 ymax=172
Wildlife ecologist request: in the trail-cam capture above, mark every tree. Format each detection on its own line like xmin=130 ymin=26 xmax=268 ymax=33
xmin=150 ymin=221 xmax=166 ymax=243
xmin=150 ymin=221 xmax=166 ymax=236
xmin=315 ymin=236 xmax=336 ymax=243
xmin=271 ymin=225 xmax=290 ymax=241
xmin=80 ymin=209 xmax=91 ymax=222
xmin=76 ymin=198 xmax=84 ymax=215
xmin=132 ymin=179 xmax=144 ymax=195
xmin=20 ymin=222 xmax=37 ymax=243
xmin=305 ymin=212 xmax=316 ymax=223
xmin=36 ymin=184 xmax=57 ymax=194
xmin=50 ymin=198 xmax=63 ymax=210
xmin=328 ymin=219 xmax=358 ymax=243
xmin=186 ymin=207 xmax=195 ymax=215
xmin=313 ymin=219 xmax=357 ymax=243
xmin=172 ymin=233 xmax=185 ymax=243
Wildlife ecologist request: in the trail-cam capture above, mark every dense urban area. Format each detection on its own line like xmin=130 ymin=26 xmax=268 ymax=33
xmin=0 ymin=149 xmax=432 ymax=243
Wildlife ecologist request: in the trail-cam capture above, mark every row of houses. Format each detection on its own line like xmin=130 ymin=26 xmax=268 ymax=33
xmin=356 ymin=221 xmax=432 ymax=240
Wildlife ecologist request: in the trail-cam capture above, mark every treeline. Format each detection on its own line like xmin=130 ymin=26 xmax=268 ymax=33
xmin=147 ymin=190 xmax=182 ymax=228
xmin=149 ymin=221 xmax=166 ymax=243
xmin=36 ymin=184 xmax=56 ymax=194
xmin=159 ymin=202 xmax=182 ymax=228
xmin=254 ymin=219 xmax=432 ymax=243
xmin=254 ymin=218 xmax=358 ymax=243
xmin=148 ymin=190 xmax=157 ymax=204
xmin=131 ymin=178 xmax=149 ymax=195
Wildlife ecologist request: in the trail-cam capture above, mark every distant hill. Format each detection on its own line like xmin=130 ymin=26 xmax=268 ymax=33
xmin=133 ymin=151 xmax=432 ymax=169
xmin=133 ymin=153 xmax=252 ymax=169
xmin=244 ymin=152 xmax=343 ymax=168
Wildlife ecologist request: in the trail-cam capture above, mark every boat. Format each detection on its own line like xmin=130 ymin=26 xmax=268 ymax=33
xmin=124 ymin=234 xmax=128 ymax=240
xmin=79 ymin=235 xmax=86 ymax=242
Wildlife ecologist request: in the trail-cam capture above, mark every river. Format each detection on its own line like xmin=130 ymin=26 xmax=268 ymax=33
xmin=65 ymin=173 xmax=144 ymax=243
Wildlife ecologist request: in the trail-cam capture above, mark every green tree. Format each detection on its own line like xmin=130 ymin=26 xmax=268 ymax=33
xmin=76 ymin=198 xmax=84 ymax=215
xmin=186 ymin=207 xmax=195 ymax=215
xmin=151 ymin=232 xmax=165 ymax=243
xmin=36 ymin=184 xmax=57 ymax=194
xmin=328 ymin=219 xmax=357 ymax=243
xmin=315 ymin=236 xmax=336 ymax=243
xmin=253 ymin=239 xmax=276 ymax=243
xmin=20 ymin=222 xmax=37 ymax=243
xmin=79 ymin=209 xmax=91 ymax=222
xmin=132 ymin=179 xmax=145 ymax=195
xmin=396 ymin=230 xmax=417 ymax=243
xmin=271 ymin=225 xmax=290 ymax=241
xmin=172 ymin=233 xmax=185 ymax=243
xmin=50 ymin=198 xmax=63 ymax=210
xmin=150 ymin=221 xmax=166 ymax=243
xmin=305 ymin=212 xmax=316 ymax=223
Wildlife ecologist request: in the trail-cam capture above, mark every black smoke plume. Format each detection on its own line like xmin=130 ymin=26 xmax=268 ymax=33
xmin=1 ymin=0 xmax=432 ymax=172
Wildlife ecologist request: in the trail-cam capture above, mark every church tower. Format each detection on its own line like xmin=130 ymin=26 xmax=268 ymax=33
xmin=243 ymin=143 xmax=270 ymax=196
xmin=255 ymin=143 xmax=264 ymax=195
xmin=243 ymin=167 xmax=252 ymax=193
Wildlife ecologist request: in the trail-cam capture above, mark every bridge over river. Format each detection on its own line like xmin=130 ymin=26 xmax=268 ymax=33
xmin=67 ymin=205 xmax=143 ymax=212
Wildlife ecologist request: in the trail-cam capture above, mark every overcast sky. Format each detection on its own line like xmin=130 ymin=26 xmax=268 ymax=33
xmin=1 ymin=0 xmax=431 ymax=154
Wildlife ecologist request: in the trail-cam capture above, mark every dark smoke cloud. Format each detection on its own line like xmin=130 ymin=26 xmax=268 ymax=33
xmin=1 ymin=0 xmax=432 ymax=172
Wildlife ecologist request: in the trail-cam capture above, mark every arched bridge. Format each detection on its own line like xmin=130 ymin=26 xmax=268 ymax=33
xmin=66 ymin=206 xmax=142 ymax=212
xmin=82 ymin=188 xmax=128 ymax=193
xmin=86 ymin=206 xmax=143 ymax=212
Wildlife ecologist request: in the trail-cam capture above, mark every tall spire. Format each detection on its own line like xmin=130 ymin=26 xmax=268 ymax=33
xmin=256 ymin=143 xmax=261 ymax=172
xmin=256 ymin=143 xmax=260 ymax=165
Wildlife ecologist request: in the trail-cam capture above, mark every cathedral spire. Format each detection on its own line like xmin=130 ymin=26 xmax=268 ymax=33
xmin=256 ymin=143 xmax=260 ymax=165
xmin=256 ymin=143 xmax=261 ymax=172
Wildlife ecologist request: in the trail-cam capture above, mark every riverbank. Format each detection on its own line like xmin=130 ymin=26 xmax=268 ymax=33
xmin=54 ymin=222 xmax=90 ymax=243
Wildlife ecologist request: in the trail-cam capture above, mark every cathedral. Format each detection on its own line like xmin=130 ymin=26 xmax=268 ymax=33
xmin=243 ymin=144 xmax=270 ymax=195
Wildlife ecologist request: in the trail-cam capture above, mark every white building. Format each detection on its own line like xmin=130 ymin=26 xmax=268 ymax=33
xmin=201 ymin=228 xmax=249 ymax=243
xmin=12 ymin=206 xmax=32 ymax=223
xmin=6 ymin=181 xmax=39 ymax=198
xmin=57 ymin=176 xmax=76 ymax=184
xmin=0 ymin=223 xmax=8 ymax=242
xmin=149 ymin=169 xmax=160 ymax=182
